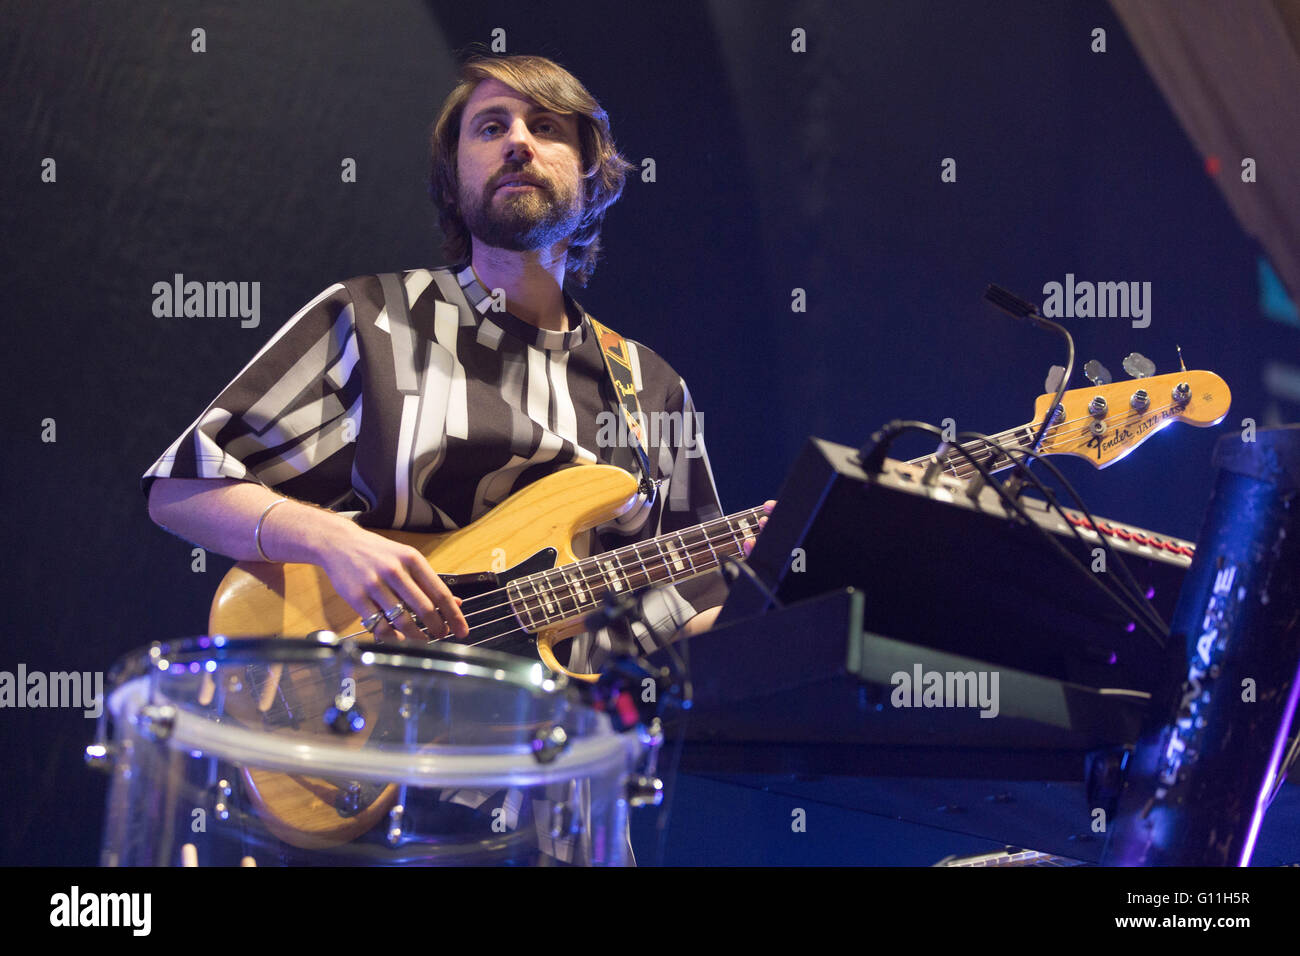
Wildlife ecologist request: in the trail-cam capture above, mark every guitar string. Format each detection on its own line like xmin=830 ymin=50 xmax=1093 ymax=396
xmin=931 ymin=396 xmax=1196 ymax=481
xmin=419 ymin=394 xmax=1194 ymax=641
xmin=448 ymin=508 xmax=768 ymax=645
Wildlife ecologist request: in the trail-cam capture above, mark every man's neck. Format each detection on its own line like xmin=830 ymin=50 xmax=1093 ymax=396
xmin=470 ymin=242 xmax=572 ymax=332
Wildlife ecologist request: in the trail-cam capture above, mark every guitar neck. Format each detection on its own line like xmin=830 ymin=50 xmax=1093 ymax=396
xmin=905 ymin=422 xmax=1040 ymax=480
xmin=506 ymin=505 xmax=769 ymax=631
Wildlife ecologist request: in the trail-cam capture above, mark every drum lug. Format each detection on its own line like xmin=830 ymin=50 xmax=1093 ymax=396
xmin=323 ymin=691 xmax=366 ymax=735
xmin=386 ymin=803 xmax=406 ymax=846
xmin=549 ymin=802 xmax=575 ymax=839
xmin=628 ymin=776 xmax=665 ymax=808
xmin=83 ymin=742 xmax=115 ymax=772
xmin=531 ymin=724 xmax=570 ymax=764
xmin=339 ymin=782 xmax=363 ymax=815
xmin=213 ymin=778 xmax=234 ymax=822
xmin=136 ymin=704 xmax=177 ymax=741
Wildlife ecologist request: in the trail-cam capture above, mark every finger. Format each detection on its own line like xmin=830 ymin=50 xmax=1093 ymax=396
xmin=743 ymin=536 xmax=756 ymax=557
xmin=368 ymin=580 xmax=443 ymax=644
xmin=384 ymin=565 xmax=449 ymax=641
xmin=406 ymin=558 xmax=470 ymax=639
xmin=763 ymin=499 xmax=776 ymax=513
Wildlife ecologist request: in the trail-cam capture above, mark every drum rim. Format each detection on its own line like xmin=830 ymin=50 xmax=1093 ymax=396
xmin=106 ymin=635 xmax=567 ymax=696
xmin=107 ymin=676 xmax=639 ymax=785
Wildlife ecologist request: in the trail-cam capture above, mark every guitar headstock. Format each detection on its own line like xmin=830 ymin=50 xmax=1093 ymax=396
xmin=1034 ymin=370 xmax=1230 ymax=468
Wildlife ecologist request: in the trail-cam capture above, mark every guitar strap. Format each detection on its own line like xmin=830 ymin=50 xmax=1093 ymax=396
xmin=587 ymin=315 xmax=657 ymax=501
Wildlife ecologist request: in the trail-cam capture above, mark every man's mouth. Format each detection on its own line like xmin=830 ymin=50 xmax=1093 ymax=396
xmin=495 ymin=175 xmax=544 ymax=191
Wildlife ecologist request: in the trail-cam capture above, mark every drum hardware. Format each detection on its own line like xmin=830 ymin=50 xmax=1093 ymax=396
xmin=213 ymin=778 xmax=234 ymax=822
xmin=84 ymin=742 xmax=112 ymax=771
xmin=321 ymin=632 xmax=365 ymax=735
xmin=340 ymin=783 xmax=362 ymax=815
xmin=549 ymin=782 xmax=580 ymax=839
xmin=323 ymin=693 xmax=365 ymax=735
xmin=386 ymin=681 xmax=419 ymax=845
xmin=385 ymin=803 xmax=406 ymax=847
xmin=136 ymin=703 xmax=177 ymax=742
xmin=531 ymin=725 xmax=570 ymax=764
xmin=628 ymin=775 xmax=665 ymax=808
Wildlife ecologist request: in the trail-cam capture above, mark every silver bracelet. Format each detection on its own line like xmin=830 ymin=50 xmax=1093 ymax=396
xmin=254 ymin=497 xmax=289 ymax=562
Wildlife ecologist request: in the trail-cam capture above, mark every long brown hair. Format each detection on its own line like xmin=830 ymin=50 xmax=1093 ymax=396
xmin=429 ymin=55 xmax=633 ymax=287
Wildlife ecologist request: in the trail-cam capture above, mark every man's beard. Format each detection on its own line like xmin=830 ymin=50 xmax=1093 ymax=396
xmin=458 ymin=167 xmax=585 ymax=253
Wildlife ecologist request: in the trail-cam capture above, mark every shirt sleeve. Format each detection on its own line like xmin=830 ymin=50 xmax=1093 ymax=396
xmin=140 ymin=283 xmax=365 ymax=511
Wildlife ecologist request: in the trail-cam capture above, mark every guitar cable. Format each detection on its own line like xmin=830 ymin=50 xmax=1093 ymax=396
xmin=872 ymin=421 xmax=1168 ymax=647
xmin=955 ymin=431 xmax=1170 ymax=643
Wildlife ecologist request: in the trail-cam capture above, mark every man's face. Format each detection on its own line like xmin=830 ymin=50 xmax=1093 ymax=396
xmin=456 ymin=78 xmax=585 ymax=254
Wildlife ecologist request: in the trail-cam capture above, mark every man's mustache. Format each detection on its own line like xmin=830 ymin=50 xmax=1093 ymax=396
xmin=489 ymin=166 xmax=551 ymax=193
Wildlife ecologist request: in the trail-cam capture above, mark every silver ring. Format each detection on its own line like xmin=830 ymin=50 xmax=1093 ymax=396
xmin=361 ymin=611 xmax=383 ymax=631
xmin=383 ymin=602 xmax=408 ymax=623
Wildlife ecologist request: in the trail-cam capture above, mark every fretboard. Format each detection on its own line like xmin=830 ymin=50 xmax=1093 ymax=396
xmin=906 ymin=423 xmax=1041 ymax=480
xmin=506 ymin=506 xmax=768 ymax=631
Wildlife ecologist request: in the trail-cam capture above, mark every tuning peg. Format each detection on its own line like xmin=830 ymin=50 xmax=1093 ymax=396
xmin=1083 ymin=360 xmax=1112 ymax=386
xmin=1044 ymin=365 xmax=1067 ymax=393
xmin=1122 ymin=352 xmax=1156 ymax=379
xmin=1176 ymin=344 xmax=1187 ymax=373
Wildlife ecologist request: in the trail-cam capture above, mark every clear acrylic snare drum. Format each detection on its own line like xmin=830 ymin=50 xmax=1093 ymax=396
xmin=89 ymin=635 xmax=645 ymax=866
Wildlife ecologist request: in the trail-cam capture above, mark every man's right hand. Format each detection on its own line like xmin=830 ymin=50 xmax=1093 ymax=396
xmin=147 ymin=477 xmax=470 ymax=644
xmin=310 ymin=519 xmax=470 ymax=644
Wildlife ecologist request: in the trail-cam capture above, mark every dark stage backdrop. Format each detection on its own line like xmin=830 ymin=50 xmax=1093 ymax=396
xmin=2 ymin=0 xmax=1295 ymax=866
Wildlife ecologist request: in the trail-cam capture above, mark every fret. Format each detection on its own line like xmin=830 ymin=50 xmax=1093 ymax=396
xmin=735 ymin=516 xmax=756 ymax=543
xmin=643 ymin=538 xmax=669 ymax=586
xmin=510 ymin=578 xmax=541 ymax=630
xmin=537 ymin=572 xmax=558 ymax=619
xmin=675 ymin=530 xmax=697 ymax=573
xmin=698 ymin=520 xmax=721 ymax=567
xmin=621 ymin=542 xmax=653 ymax=590
xmin=725 ymin=516 xmax=746 ymax=556
xmin=599 ymin=558 xmax=626 ymax=593
xmin=505 ymin=581 xmax=526 ymax=629
xmin=564 ymin=566 xmax=590 ymax=607
xmin=662 ymin=536 xmax=687 ymax=573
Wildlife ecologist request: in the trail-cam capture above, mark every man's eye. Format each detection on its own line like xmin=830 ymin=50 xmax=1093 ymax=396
xmin=479 ymin=123 xmax=501 ymax=137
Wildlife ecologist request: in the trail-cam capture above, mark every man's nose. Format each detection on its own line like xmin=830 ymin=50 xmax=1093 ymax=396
xmin=502 ymin=119 xmax=536 ymax=162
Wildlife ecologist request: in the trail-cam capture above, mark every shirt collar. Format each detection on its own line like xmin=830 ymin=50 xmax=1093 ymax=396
xmin=455 ymin=265 xmax=588 ymax=351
